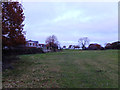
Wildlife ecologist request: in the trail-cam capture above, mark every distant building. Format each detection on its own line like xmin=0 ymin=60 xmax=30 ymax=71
xmin=26 ymin=40 xmax=62 ymax=52
xmin=63 ymin=46 xmax=66 ymax=49
xmin=68 ymin=45 xmax=74 ymax=49
xmin=38 ymin=44 xmax=45 ymax=48
xmin=26 ymin=40 xmax=49 ymax=52
xmin=26 ymin=40 xmax=39 ymax=48
xmin=68 ymin=45 xmax=80 ymax=49
xmin=73 ymin=45 xmax=80 ymax=49
xmin=38 ymin=44 xmax=49 ymax=52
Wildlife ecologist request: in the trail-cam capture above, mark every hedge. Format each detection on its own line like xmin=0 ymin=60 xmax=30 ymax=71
xmin=2 ymin=48 xmax=44 ymax=56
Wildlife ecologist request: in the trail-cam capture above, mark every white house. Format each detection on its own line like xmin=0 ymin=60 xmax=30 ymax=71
xmin=26 ymin=40 xmax=39 ymax=48
xmin=26 ymin=40 xmax=48 ymax=51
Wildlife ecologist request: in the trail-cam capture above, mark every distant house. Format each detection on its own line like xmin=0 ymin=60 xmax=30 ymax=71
xmin=26 ymin=40 xmax=39 ymax=48
xmin=26 ymin=40 xmax=62 ymax=52
xmin=68 ymin=45 xmax=80 ymax=49
xmin=38 ymin=44 xmax=47 ymax=49
xmin=68 ymin=45 xmax=74 ymax=49
xmin=38 ymin=44 xmax=49 ymax=52
xmin=73 ymin=45 xmax=80 ymax=49
xmin=63 ymin=46 xmax=66 ymax=49
xmin=38 ymin=44 xmax=45 ymax=48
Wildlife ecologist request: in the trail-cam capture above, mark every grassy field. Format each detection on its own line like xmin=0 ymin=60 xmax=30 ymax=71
xmin=3 ymin=50 xmax=118 ymax=88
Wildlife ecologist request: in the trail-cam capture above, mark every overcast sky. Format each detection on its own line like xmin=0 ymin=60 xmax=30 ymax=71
xmin=22 ymin=2 xmax=118 ymax=47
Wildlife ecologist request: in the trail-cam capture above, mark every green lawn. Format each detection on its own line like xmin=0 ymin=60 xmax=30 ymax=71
xmin=3 ymin=50 xmax=118 ymax=88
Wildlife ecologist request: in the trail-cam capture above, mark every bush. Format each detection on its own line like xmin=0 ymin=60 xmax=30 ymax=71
xmin=105 ymin=41 xmax=120 ymax=49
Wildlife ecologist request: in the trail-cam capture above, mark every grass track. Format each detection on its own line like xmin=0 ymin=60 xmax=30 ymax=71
xmin=3 ymin=50 xmax=118 ymax=88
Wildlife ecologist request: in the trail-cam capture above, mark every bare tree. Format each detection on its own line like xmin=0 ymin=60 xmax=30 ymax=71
xmin=45 ymin=35 xmax=59 ymax=52
xmin=78 ymin=37 xmax=89 ymax=50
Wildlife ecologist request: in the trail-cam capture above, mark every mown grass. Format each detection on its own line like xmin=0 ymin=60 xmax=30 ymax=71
xmin=3 ymin=50 xmax=118 ymax=88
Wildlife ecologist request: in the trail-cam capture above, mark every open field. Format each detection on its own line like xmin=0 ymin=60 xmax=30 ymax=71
xmin=3 ymin=50 xmax=118 ymax=88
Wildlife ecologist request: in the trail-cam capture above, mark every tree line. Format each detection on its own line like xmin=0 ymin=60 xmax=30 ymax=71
xmin=63 ymin=37 xmax=120 ymax=50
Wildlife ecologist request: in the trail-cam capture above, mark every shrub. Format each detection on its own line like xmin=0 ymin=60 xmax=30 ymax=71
xmin=2 ymin=48 xmax=44 ymax=56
